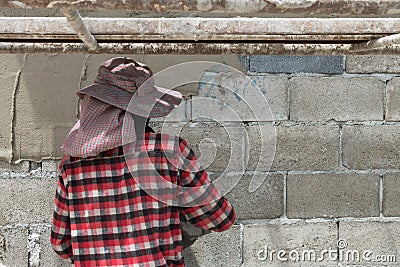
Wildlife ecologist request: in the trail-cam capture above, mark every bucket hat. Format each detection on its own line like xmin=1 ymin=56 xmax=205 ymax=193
xmin=62 ymin=57 xmax=182 ymax=157
xmin=77 ymin=57 xmax=182 ymax=118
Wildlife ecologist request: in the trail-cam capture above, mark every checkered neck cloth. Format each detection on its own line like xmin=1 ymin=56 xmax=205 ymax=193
xmin=62 ymin=95 xmax=135 ymax=158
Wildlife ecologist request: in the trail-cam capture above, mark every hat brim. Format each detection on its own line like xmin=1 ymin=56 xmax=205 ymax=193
xmin=77 ymin=83 xmax=182 ymax=118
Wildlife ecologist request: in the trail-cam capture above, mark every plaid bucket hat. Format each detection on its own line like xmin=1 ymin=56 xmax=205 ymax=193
xmin=62 ymin=57 xmax=182 ymax=157
xmin=77 ymin=57 xmax=182 ymax=118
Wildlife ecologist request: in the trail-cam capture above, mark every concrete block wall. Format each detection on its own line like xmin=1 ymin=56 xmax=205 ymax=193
xmin=1 ymin=54 xmax=400 ymax=266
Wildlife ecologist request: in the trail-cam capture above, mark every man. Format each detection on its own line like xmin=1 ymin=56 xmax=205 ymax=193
xmin=50 ymin=57 xmax=236 ymax=266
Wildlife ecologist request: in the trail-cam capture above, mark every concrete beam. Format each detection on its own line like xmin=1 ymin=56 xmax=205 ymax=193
xmin=2 ymin=0 xmax=400 ymax=15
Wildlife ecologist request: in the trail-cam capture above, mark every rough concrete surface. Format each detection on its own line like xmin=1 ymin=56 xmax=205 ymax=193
xmin=0 ymin=178 xmax=56 ymax=224
xmin=383 ymin=173 xmax=400 ymax=217
xmin=386 ymin=77 xmax=400 ymax=121
xmin=0 ymin=227 xmax=29 ymax=267
xmin=242 ymin=222 xmax=337 ymax=266
xmin=287 ymin=173 xmax=380 ymax=219
xmin=339 ymin=221 xmax=400 ymax=266
xmin=226 ymin=174 xmax=284 ymax=220
xmin=180 ymin=123 xmax=246 ymax=172
xmin=271 ymin=125 xmax=339 ymax=171
xmin=182 ymin=225 xmax=241 ymax=267
xmin=249 ymin=55 xmax=344 ymax=74
xmin=346 ymin=55 xmax=400 ymax=73
xmin=290 ymin=77 xmax=384 ymax=121
xmin=0 ymin=55 xmax=25 ymax=162
xmin=193 ymin=73 xmax=288 ymax=121
xmin=14 ymin=54 xmax=83 ymax=161
xmin=342 ymin=125 xmax=400 ymax=169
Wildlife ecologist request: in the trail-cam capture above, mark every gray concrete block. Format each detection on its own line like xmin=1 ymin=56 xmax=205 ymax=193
xmin=287 ymin=173 xmax=380 ymax=219
xmin=346 ymin=55 xmax=400 ymax=73
xmin=249 ymin=55 xmax=344 ymax=74
xmin=383 ymin=173 xmax=400 ymax=217
xmin=290 ymin=77 xmax=384 ymax=121
xmin=15 ymin=54 xmax=85 ymax=160
xmin=342 ymin=125 xmax=400 ymax=169
xmin=0 ymin=55 xmax=25 ymax=162
xmin=193 ymin=73 xmax=288 ymax=121
xmin=182 ymin=225 xmax=241 ymax=267
xmin=41 ymin=159 xmax=61 ymax=173
xmin=40 ymin=227 xmax=72 ymax=267
xmin=242 ymin=222 xmax=337 ymax=266
xmin=0 ymin=161 xmax=30 ymax=173
xmin=0 ymin=227 xmax=29 ymax=267
xmin=248 ymin=125 xmax=339 ymax=171
xmin=225 ymin=174 xmax=283 ymax=220
xmin=0 ymin=178 xmax=56 ymax=224
xmin=386 ymin=77 xmax=400 ymax=121
xmin=180 ymin=123 xmax=246 ymax=172
xmin=339 ymin=221 xmax=400 ymax=266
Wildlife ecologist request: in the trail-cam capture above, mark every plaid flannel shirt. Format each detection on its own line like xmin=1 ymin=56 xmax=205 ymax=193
xmin=51 ymin=133 xmax=236 ymax=267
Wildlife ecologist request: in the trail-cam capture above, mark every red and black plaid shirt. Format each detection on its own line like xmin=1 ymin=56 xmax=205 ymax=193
xmin=51 ymin=133 xmax=236 ymax=267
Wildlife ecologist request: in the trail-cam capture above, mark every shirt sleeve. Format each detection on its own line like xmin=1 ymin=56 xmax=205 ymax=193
xmin=178 ymin=138 xmax=236 ymax=232
xmin=50 ymin=159 xmax=73 ymax=262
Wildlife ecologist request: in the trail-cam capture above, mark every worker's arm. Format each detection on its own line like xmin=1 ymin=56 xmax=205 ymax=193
xmin=50 ymin=159 xmax=73 ymax=262
xmin=178 ymin=138 xmax=236 ymax=232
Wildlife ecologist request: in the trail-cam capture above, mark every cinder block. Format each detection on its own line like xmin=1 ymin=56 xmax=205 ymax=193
xmin=290 ymin=77 xmax=384 ymax=121
xmin=247 ymin=125 xmax=339 ymax=171
xmin=342 ymin=125 xmax=400 ymax=169
xmin=339 ymin=221 xmax=400 ymax=266
xmin=386 ymin=78 xmax=400 ymax=121
xmin=182 ymin=225 xmax=241 ymax=267
xmin=15 ymin=54 xmax=85 ymax=160
xmin=249 ymin=55 xmax=344 ymax=74
xmin=193 ymin=73 xmax=288 ymax=121
xmin=225 ymin=174 xmax=284 ymax=220
xmin=287 ymin=173 xmax=380 ymax=219
xmin=245 ymin=123 xmax=277 ymax=171
xmin=180 ymin=123 xmax=246 ymax=172
xmin=0 ymin=178 xmax=57 ymax=224
xmin=0 ymin=55 xmax=25 ymax=162
xmin=0 ymin=227 xmax=29 ymax=267
xmin=346 ymin=55 xmax=400 ymax=73
xmin=242 ymin=222 xmax=337 ymax=266
xmin=40 ymin=227 xmax=72 ymax=267
xmin=41 ymin=159 xmax=61 ymax=173
xmin=0 ymin=160 xmax=30 ymax=173
xmin=383 ymin=174 xmax=400 ymax=216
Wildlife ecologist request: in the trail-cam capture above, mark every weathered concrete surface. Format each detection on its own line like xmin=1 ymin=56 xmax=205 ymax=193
xmin=0 ymin=55 xmax=25 ymax=162
xmin=0 ymin=178 xmax=56 ymax=224
xmin=193 ymin=73 xmax=287 ymax=122
xmin=0 ymin=227 xmax=28 ymax=267
xmin=180 ymin=123 xmax=246 ymax=172
xmin=290 ymin=77 xmax=384 ymax=121
xmin=242 ymin=222 xmax=337 ymax=266
xmin=343 ymin=125 xmax=400 ymax=169
xmin=339 ymin=221 xmax=400 ymax=266
xmin=250 ymin=55 xmax=344 ymax=74
xmin=226 ymin=174 xmax=283 ymax=220
xmin=182 ymin=225 xmax=241 ymax=267
xmin=14 ymin=54 xmax=83 ymax=161
xmin=346 ymin=55 xmax=400 ymax=73
xmin=383 ymin=174 xmax=400 ymax=217
xmin=271 ymin=126 xmax=339 ymax=171
xmin=386 ymin=77 xmax=400 ymax=121
xmin=287 ymin=173 xmax=380 ymax=219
